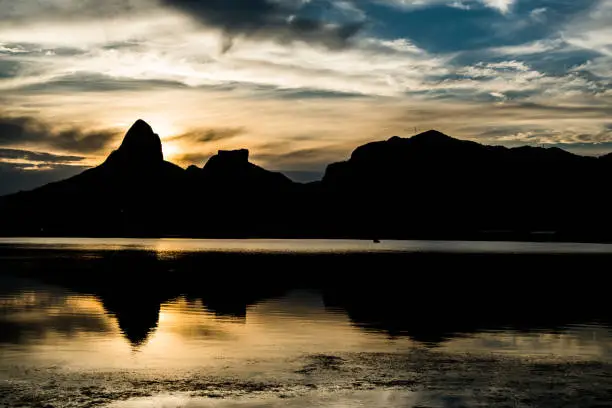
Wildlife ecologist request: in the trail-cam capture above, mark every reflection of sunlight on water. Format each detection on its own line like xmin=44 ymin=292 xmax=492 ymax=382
xmin=138 ymin=294 xmax=414 ymax=368
xmin=150 ymin=238 xmax=382 ymax=254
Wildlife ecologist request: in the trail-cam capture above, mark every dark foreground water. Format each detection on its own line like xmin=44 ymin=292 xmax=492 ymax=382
xmin=1 ymin=238 xmax=612 ymax=408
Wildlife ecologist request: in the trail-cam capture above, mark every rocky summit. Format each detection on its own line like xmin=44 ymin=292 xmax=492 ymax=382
xmin=105 ymin=119 xmax=164 ymax=167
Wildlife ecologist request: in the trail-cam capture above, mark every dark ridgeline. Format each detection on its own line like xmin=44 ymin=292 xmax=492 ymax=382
xmin=1 ymin=119 xmax=611 ymax=241
xmin=322 ymin=130 xmax=610 ymax=240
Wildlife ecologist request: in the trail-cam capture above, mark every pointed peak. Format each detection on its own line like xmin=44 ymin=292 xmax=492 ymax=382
xmin=108 ymin=119 xmax=164 ymax=166
xmin=129 ymin=119 xmax=153 ymax=133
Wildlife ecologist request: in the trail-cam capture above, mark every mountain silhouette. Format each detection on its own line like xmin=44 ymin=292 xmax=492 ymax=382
xmin=1 ymin=120 xmax=611 ymax=241
xmin=105 ymin=119 xmax=164 ymax=166
xmin=187 ymin=148 xmax=293 ymax=191
xmin=0 ymin=120 xmax=187 ymax=236
xmin=321 ymin=130 xmax=608 ymax=240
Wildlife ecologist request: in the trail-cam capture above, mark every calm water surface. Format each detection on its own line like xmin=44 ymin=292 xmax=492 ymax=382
xmin=2 ymin=238 xmax=612 ymax=408
xmin=3 ymin=237 xmax=612 ymax=254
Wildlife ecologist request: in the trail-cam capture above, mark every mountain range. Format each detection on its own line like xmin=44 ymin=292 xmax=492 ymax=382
xmin=1 ymin=119 xmax=611 ymax=241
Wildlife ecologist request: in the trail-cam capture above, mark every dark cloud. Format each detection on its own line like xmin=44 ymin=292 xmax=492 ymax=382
xmin=0 ymin=162 xmax=89 ymax=196
xmin=0 ymin=148 xmax=85 ymax=163
xmin=273 ymin=88 xmax=369 ymax=99
xmin=101 ymin=40 xmax=145 ymax=51
xmin=168 ymin=127 xmax=246 ymax=165
xmin=174 ymin=152 xmax=213 ymax=165
xmin=252 ymin=144 xmax=351 ymax=170
xmin=393 ymin=100 xmax=612 ymax=128
xmin=159 ymin=0 xmax=365 ymax=51
xmin=0 ymin=115 xmax=119 ymax=154
xmin=0 ymin=60 xmax=20 ymax=79
xmin=173 ymin=132 xmax=352 ymax=170
xmin=507 ymin=102 xmax=612 ymax=116
xmin=169 ymin=127 xmax=245 ymax=144
xmin=15 ymin=73 xmax=189 ymax=94
xmin=0 ymin=0 xmax=151 ymax=23
xmin=561 ymin=142 xmax=612 ymax=157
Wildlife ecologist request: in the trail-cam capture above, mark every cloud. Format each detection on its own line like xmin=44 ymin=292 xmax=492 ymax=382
xmin=159 ymin=0 xmax=366 ymax=51
xmin=480 ymin=125 xmax=612 ymax=146
xmin=252 ymin=143 xmax=357 ymax=171
xmin=0 ymin=115 xmax=120 ymax=154
xmin=168 ymin=127 xmax=245 ymax=144
xmin=486 ymin=39 xmax=565 ymax=56
xmin=0 ymin=146 xmax=89 ymax=195
xmin=0 ymin=148 xmax=85 ymax=163
xmin=0 ymin=162 xmax=89 ymax=196
xmin=173 ymin=152 xmax=213 ymax=166
xmin=530 ymin=7 xmax=547 ymax=23
xmin=558 ymin=1 xmax=612 ymax=87
xmin=562 ymin=1 xmax=612 ymax=55
xmin=13 ymin=73 xmax=189 ymax=93
xmin=0 ymin=25 xmax=444 ymax=98
xmin=375 ymin=0 xmax=515 ymax=13
xmin=482 ymin=0 xmax=513 ymax=13
xmin=0 ymin=0 xmax=153 ymax=23
xmin=167 ymin=127 xmax=247 ymax=165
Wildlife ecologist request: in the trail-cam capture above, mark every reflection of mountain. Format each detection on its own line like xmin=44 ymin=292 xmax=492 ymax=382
xmin=322 ymin=252 xmax=612 ymax=344
xmin=3 ymin=120 xmax=612 ymax=240
xmin=0 ymin=250 xmax=293 ymax=346
xmin=197 ymin=290 xmax=285 ymax=319
xmin=3 ymin=248 xmax=612 ymax=346
xmin=100 ymin=295 xmax=162 ymax=346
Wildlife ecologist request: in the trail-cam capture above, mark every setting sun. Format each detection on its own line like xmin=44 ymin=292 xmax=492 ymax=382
xmin=161 ymin=142 xmax=182 ymax=161
xmin=142 ymin=117 xmax=182 ymax=140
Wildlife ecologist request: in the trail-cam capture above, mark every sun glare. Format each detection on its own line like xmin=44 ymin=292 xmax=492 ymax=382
xmin=145 ymin=118 xmax=181 ymax=140
xmin=162 ymin=142 xmax=182 ymax=161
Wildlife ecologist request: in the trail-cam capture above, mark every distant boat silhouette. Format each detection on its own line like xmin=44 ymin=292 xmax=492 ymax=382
xmin=373 ymin=239 xmax=381 ymax=244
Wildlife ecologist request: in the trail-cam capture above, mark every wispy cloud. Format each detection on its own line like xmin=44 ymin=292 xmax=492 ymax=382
xmin=0 ymin=162 xmax=89 ymax=195
xmin=0 ymin=114 xmax=120 ymax=154
xmin=168 ymin=127 xmax=245 ymax=144
xmin=375 ymin=0 xmax=516 ymax=13
xmin=0 ymin=148 xmax=85 ymax=163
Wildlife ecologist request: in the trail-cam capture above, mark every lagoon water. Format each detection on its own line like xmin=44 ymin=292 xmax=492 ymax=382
xmin=2 ymin=238 xmax=612 ymax=407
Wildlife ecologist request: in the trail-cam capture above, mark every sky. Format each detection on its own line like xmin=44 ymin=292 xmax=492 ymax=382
xmin=1 ymin=0 xmax=612 ymax=194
